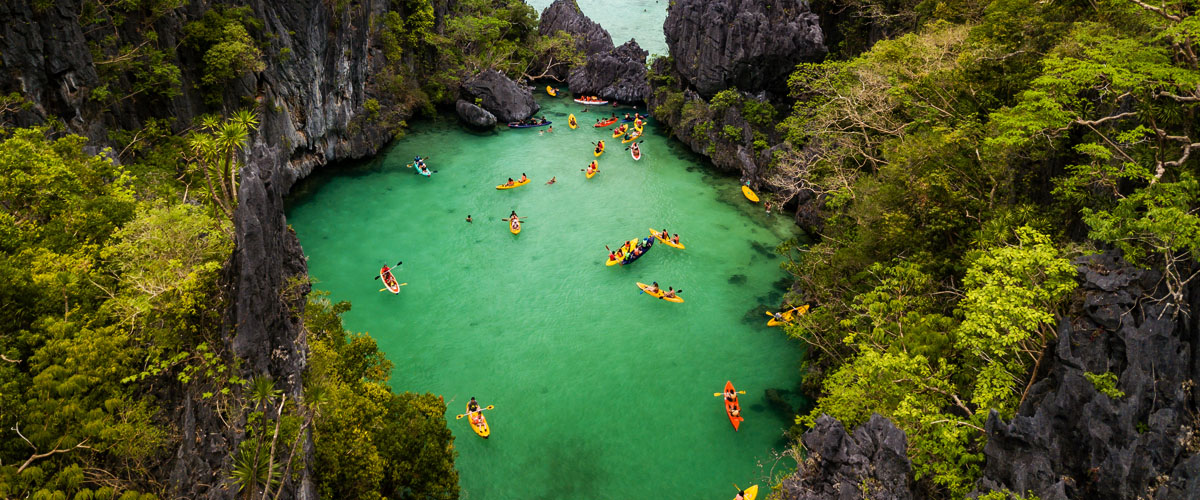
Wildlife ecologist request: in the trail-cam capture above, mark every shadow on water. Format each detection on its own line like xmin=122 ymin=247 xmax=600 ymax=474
xmin=749 ymin=240 xmax=776 ymax=259
xmin=728 ymin=274 xmax=747 ymax=285
xmin=532 ymin=439 xmax=604 ymax=500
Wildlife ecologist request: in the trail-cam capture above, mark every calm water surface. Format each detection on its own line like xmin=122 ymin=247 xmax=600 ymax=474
xmin=286 ymin=96 xmax=805 ymax=499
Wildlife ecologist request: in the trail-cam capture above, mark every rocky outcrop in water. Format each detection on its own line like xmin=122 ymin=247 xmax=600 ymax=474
xmin=455 ymin=99 xmax=497 ymax=128
xmin=976 ymin=251 xmax=1200 ymax=500
xmin=538 ymin=0 xmax=614 ymax=80
xmin=780 ymin=414 xmax=914 ymax=500
xmin=567 ymin=40 xmax=651 ymax=103
xmin=461 ymin=70 xmax=540 ymax=123
xmin=664 ymin=0 xmax=826 ymax=98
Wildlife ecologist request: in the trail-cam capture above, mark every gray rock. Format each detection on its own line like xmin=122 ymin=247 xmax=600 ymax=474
xmin=461 ymin=70 xmax=540 ymax=123
xmin=455 ymin=99 xmax=497 ymax=128
xmin=664 ymin=0 xmax=826 ymax=98
xmin=977 ymin=251 xmax=1200 ymax=500
xmin=780 ymin=414 xmax=914 ymax=500
xmin=538 ymin=0 xmax=614 ymax=58
xmin=567 ymin=39 xmax=651 ymax=103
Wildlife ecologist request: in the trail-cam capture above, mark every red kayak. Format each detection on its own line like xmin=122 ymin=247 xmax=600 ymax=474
xmin=380 ymin=267 xmax=400 ymax=294
xmin=724 ymin=381 xmax=743 ymax=431
xmin=594 ymin=117 xmax=618 ymax=128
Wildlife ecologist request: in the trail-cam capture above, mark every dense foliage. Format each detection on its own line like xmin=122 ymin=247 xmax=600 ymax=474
xmin=1 ymin=118 xmax=459 ymax=497
xmin=765 ymin=0 xmax=1200 ymax=496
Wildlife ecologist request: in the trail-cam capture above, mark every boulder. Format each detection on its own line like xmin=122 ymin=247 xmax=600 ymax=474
xmin=455 ymin=99 xmax=497 ymax=129
xmin=567 ymin=39 xmax=650 ymax=104
xmin=780 ymin=414 xmax=914 ymax=500
xmin=664 ymin=0 xmax=826 ymax=98
xmin=460 ymin=70 xmax=539 ymax=123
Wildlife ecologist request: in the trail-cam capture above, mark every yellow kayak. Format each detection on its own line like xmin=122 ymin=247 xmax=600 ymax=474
xmin=509 ymin=217 xmax=521 ymax=234
xmin=742 ymin=185 xmax=760 ymax=203
xmin=648 ymin=228 xmax=684 ymax=249
xmin=736 ymin=485 xmax=759 ymax=500
xmin=622 ymin=129 xmax=642 ymax=143
xmin=636 ymin=282 xmax=684 ymax=303
xmin=466 ymin=403 xmax=490 ymax=438
xmin=497 ymin=178 xmax=531 ymax=190
xmin=606 ymin=239 xmax=636 ymax=266
xmin=568 ymin=113 xmax=577 ymax=129
xmin=766 ymin=304 xmax=809 ymax=326
xmin=546 ymin=86 xmax=557 ymax=97
xmin=586 ymin=160 xmax=598 ymax=179
xmin=594 ymin=140 xmax=605 ymax=157
xmin=612 ymin=124 xmax=628 ymax=138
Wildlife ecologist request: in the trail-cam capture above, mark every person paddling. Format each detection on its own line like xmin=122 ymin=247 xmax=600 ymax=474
xmin=647 ymin=281 xmax=660 ymax=294
xmin=466 ymin=215 xmax=472 ymax=223
xmin=672 ymin=233 xmax=680 ymax=245
xmin=519 ymin=173 xmax=528 ymax=183
xmin=503 ymin=177 xmax=515 ymax=187
xmin=663 ymin=287 xmax=679 ymax=299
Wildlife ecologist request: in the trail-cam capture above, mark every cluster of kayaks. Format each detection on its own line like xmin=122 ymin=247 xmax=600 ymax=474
xmin=606 ymin=236 xmax=654 ymax=266
xmin=507 ymin=120 xmax=551 ymax=128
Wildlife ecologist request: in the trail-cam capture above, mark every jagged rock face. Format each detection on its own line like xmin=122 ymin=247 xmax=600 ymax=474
xmin=664 ymin=0 xmax=826 ymax=98
xmin=455 ymin=99 xmax=497 ymax=128
xmin=978 ymin=251 xmax=1200 ymax=500
xmin=538 ymin=0 xmax=614 ymax=65
xmin=461 ymin=70 xmax=540 ymax=123
xmin=780 ymin=414 xmax=914 ymax=500
xmin=567 ymin=40 xmax=651 ymax=103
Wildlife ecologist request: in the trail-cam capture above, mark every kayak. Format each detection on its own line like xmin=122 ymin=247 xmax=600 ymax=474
xmin=612 ymin=124 xmax=628 ymax=138
xmin=594 ymin=117 xmax=618 ymax=128
xmin=594 ymin=140 xmax=605 ymax=157
xmin=466 ymin=403 xmax=490 ymax=438
xmin=648 ymin=228 xmax=684 ymax=249
xmin=507 ymin=121 xmax=551 ymax=128
xmin=737 ymin=485 xmax=759 ymax=500
xmin=724 ymin=381 xmax=743 ymax=431
xmin=574 ymin=98 xmax=609 ymax=105
xmin=546 ymin=86 xmax=557 ymax=97
xmin=509 ymin=217 xmax=521 ymax=234
xmin=622 ymin=129 xmax=642 ymax=143
xmin=636 ymin=282 xmax=684 ymax=303
xmin=496 ymin=178 xmax=531 ymax=190
xmin=586 ymin=161 xmax=598 ymax=179
xmin=568 ymin=114 xmax=577 ymax=129
xmin=620 ymin=237 xmax=654 ymax=265
xmin=742 ymin=185 xmax=760 ymax=203
xmin=631 ymin=144 xmax=641 ymax=161
xmin=766 ymin=304 xmax=810 ymax=326
xmin=605 ymin=239 xmax=637 ymax=266
xmin=415 ymin=166 xmax=432 ymax=177
xmin=380 ymin=267 xmax=400 ymax=294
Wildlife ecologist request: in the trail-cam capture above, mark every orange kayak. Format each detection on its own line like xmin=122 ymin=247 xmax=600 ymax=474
xmin=724 ymin=381 xmax=743 ymax=431
xmin=594 ymin=117 xmax=618 ymax=127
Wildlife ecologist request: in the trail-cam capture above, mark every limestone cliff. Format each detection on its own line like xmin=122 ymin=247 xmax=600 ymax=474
xmin=0 ymin=0 xmax=435 ymax=497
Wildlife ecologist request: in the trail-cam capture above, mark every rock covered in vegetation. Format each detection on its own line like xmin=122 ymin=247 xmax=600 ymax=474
xmin=977 ymin=251 xmax=1200 ymax=500
xmin=460 ymin=70 xmax=540 ymax=123
xmin=538 ymin=0 xmax=614 ymax=60
xmin=780 ymin=414 xmax=915 ymax=500
xmin=455 ymin=99 xmax=497 ymax=128
xmin=567 ymin=39 xmax=651 ymax=103
xmin=664 ymin=0 xmax=826 ymax=98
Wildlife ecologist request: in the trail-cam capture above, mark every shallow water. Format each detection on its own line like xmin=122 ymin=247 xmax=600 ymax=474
xmin=526 ymin=0 xmax=670 ymax=57
xmin=286 ymin=96 xmax=805 ymax=499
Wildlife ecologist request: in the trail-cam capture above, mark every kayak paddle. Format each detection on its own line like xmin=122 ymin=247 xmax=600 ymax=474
xmin=378 ymin=283 xmax=408 ymax=292
xmin=373 ymin=261 xmax=403 ymax=279
xmin=455 ymin=405 xmax=494 ymax=419
xmin=714 ymin=390 xmax=746 ymax=397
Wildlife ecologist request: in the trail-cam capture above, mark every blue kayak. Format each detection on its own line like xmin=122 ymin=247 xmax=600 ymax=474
xmin=415 ymin=162 xmax=432 ymax=176
xmin=507 ymin=121 xmax=552 ymax=128
xmin=620 ymin=237 xmax=655 ymax=265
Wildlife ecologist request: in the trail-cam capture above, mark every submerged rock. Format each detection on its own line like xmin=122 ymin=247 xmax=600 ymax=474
xmin=461 ymin=70 xmax=540 ymax=123
xmin=455 ymin=99 xmax=497 ymax=129
xmin=664 ymin=0 xmax=826 ymax=97
xmin=780 ymin=414 xmax=914 ymax=500
xmin=567 ymin=39 xmax=651 ymax=104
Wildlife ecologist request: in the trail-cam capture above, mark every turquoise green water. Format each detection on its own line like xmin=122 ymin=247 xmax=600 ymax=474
xmin=286 ymin=96 xmax=804 ymax=499
xmin=527 ymin=0 xmax=669 ymax=57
